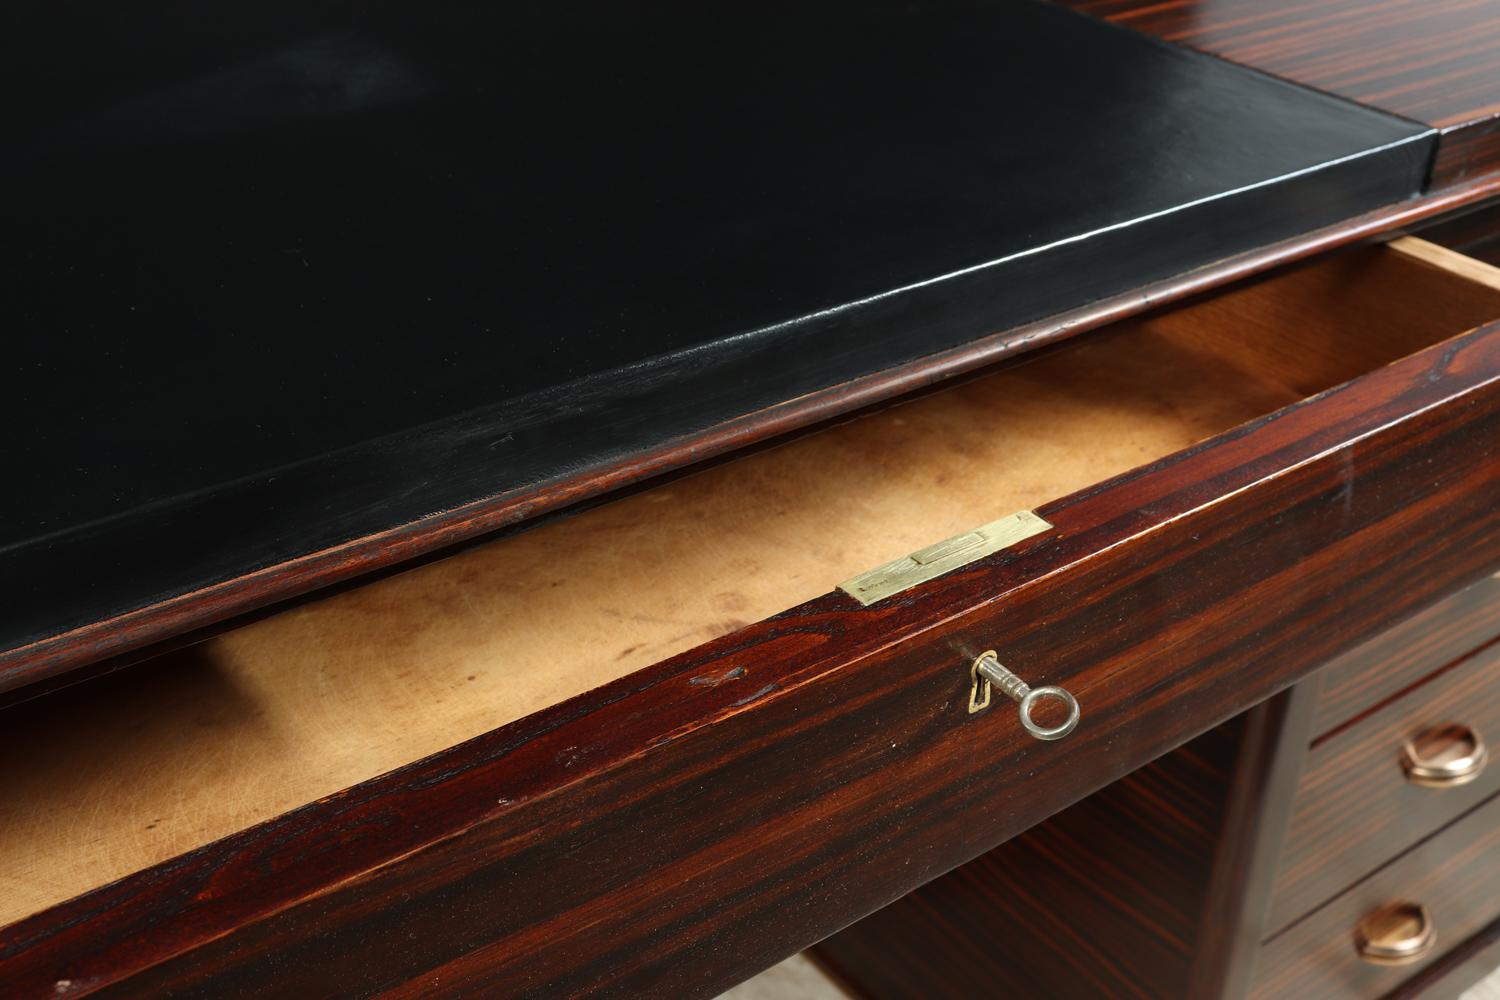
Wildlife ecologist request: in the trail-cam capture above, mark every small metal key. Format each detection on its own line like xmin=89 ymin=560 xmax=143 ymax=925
xmin=967 ymin=651 xmax=1080 ymax=741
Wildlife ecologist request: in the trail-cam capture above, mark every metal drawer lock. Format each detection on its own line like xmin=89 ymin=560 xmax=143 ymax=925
xmin=967 ymin=651 xmax=1080 ymax=741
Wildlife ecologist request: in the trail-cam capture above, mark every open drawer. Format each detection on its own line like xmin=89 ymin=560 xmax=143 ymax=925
xmin=6 ymin=238 xmax=1500 ymax=999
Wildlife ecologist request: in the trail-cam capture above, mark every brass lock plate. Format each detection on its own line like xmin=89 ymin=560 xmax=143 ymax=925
xmin=837 ymin=510 xmax=1051 ymax=606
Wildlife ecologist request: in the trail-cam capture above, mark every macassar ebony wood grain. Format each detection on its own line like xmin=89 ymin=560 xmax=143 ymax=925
xmin=1310 ymin=575 xmax=1500 ymax=739
xmin=6 ymin=290 xmax=1500 ymax=996
xmin=1268 ymin=642 xmax=1500 ymax=933
xmin=1060 ymin=0 xmax=1500 ymax=188
xmin=1255 ymin=791 xmax=1500 ymax=999
xmin=1187 ymin=684 xmax=1321 ymax=1000
xmin=812 ymin=698 xmax=1266 ymax=999
xmin=1385 ymin=916 xmax=1500 ymax=1000
xmin=814 ymin=687 xmax=1320 ymax=1000
xmin=815 ymin=715 xmax=1252 ymax=1000
xmin=1433 ymin=121 xmax=1500 ymax=191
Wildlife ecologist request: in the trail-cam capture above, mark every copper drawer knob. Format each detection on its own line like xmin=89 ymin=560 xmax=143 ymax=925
xmin=967 ymin=651 xmax=1079 ymax=741
xmin=1401 ymin=724 xmax=1488 ymax=788
xmin=1354 ymin=902 xmax=1436 ymax=966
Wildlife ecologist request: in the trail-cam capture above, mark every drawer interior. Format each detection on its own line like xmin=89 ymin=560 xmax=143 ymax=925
xmin=1419 ymin=196 xmax=1500 ymax=268
xmin=5 ymin=239 xmax=1500 ymax=930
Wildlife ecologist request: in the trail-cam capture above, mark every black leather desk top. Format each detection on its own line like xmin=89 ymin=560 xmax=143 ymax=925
xmin=3 ymin=0 xmax=1432 ymax=689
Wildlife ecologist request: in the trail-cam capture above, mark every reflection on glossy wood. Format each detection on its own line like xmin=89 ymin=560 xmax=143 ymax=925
xmin=817 ymin=689 xmax=1325 ymax=1000
xmin=1391 ymin=916 xmax=1500 ymax=999
xmin=1255 ymin=792 xmax=1500 ymax=998
xmin=1311 ymin=576 xmax=1500 ymax=738
xmin=814 ymin=715 xmax=1250 ymax=998
xmin=1187 ymin=686 xmax=1321 ymax=1000
xmin=1269 ymin=645 xmax=1500 ymax=932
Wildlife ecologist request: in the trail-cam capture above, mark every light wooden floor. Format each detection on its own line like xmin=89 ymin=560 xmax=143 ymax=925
xmin=724 ymin=952 xmax=1500 ymax=999
xmin=1464 ymin=964 xmax=1500 ymax=1000
xmin=716 ymin=954 xmax=853 ymax=999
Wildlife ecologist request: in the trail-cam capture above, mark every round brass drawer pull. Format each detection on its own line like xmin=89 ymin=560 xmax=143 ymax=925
xmin=967 ymin=651 xmax=1080 ymax=741
xmin=1354 ymin=902 xmax=1436 ymax=966
xmin=1401 ymin=724 xmax=1488 ymax=788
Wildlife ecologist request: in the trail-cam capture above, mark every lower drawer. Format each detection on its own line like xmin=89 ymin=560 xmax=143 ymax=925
xmin=1310 ymin=573 xmax=1500 ymax=739
xmin=1269 ymin=642 xmax=1500 ymax=931
xmin=1254 ymin=791 xmax=1500 ymax=999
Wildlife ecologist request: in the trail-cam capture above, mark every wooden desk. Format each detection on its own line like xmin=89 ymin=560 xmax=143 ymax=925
xmin=6 ymin=3 xmax=1500 ymax=998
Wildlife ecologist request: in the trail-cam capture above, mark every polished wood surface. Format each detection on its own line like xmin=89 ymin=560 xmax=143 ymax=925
xmin=1311 ymin=576 xmax=1500 ymax=739
xmin=1061 ymin=0 xmax=1500 ymax=187
xmin=816 ymin=690 xmax=1323 ymax=1000
xmin=1188 ymin=686 xmax=1321 ymax=1000
xmin=1270 ymin=642 xmax=1500 ymax=933
xmin=1254 ymin=791 xmax=1500 ymax=999
xmin=6 ymin=244 xmax=1490 ymax=930
xmin=815 ymin=715 xmax=1253 ymax=999
xmin=1435 ymin=122 xmax=1500 ymax=190
xmin=6 ymin=244 xmax=1500 ymax=995
xmin=1386 ymin=916 xmax=1500 ymax=1000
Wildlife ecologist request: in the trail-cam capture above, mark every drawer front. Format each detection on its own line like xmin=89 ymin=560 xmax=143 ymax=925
xmin=1254 ymin=791 xmax=1500 ymax=1000
xmin=8 ymin=280 xmax=1500 ymax=994
xmin=1380 ymin=918 xmax=1500 ymax=1000
xmin=1270 ymin=644 xmax=1500 ymax=931
xmin=1310 ymin=574 xmax=1500 ymax=739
